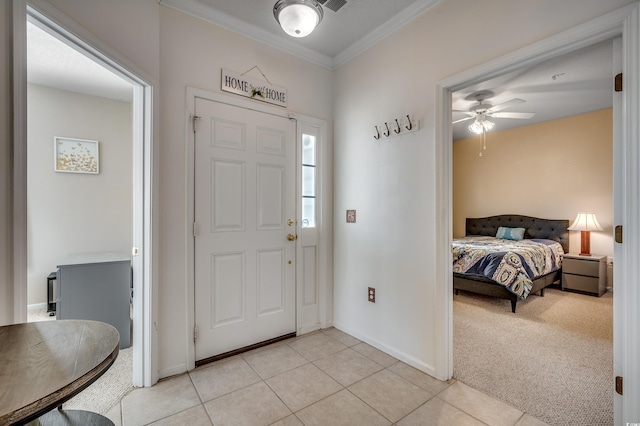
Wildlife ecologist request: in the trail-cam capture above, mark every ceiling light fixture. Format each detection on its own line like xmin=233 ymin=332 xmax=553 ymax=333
xmin=468 ymin=112 xmax=495 ymax=134
xmin=273 ymin=0 xmax=324 ymax=38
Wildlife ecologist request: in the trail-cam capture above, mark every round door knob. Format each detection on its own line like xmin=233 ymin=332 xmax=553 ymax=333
xmin=287 ymin=233 xmax=297 ymax=241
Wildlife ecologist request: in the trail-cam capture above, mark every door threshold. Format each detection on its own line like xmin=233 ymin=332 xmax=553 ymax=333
xmin=195 ymin=332 xmax=297 ymax=368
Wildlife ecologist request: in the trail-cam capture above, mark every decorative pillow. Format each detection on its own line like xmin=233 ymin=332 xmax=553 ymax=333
xmin=496 ymin=226 xmax=525 ymax=241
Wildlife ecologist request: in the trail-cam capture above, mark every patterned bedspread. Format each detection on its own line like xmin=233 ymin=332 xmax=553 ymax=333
xmin=452 ymin=236 xmax=564 ymax=299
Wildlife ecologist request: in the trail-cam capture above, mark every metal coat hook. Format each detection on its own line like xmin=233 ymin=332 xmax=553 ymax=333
xmin=373 ymin=115 xmax=418 ymax=141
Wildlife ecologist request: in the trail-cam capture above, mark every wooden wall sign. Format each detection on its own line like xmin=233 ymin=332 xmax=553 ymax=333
xmin=221 ymin=68 xmax=287 ymax=107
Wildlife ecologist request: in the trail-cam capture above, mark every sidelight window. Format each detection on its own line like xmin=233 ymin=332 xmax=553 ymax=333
xmin=301 ymin=133 xmax=316 ymax=228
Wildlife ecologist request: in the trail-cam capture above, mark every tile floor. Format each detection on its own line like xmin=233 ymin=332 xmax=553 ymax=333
xmin=105 ymin=328 xmax=548 ymax=426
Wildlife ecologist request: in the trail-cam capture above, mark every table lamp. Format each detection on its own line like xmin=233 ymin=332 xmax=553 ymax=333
xmin=568 ymin=212 xmax=603 ymax=256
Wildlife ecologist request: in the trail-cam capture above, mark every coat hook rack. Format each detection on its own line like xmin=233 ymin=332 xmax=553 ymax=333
xmin=373 ymin=115 xmax=420 ymax=141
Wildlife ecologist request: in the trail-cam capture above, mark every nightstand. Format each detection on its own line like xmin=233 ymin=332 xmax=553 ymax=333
xmin=562 ymin=253 xmax=607 ymax=296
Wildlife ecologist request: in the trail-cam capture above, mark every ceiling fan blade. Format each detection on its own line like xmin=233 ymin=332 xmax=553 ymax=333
xmin=489 ymin=112 xmax=535 ymax=119
xmin=453 ymin=116 xmax=476 ymax=124
xmin=486 ymin=98 xmax=525 ymax=113
xmin=453 ymin=110 xmax=475 ymax=116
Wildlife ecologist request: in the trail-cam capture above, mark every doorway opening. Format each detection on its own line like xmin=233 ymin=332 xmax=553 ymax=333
xmin=450 ymin=39 xmax=616 ymax=425
xmin=14 ymin=3 xmax=156 ymax=387
xmin=436 ymin=4 xmax=639 ymax=423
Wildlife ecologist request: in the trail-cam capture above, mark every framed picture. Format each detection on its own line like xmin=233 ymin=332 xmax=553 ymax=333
xmin=54 ymin=137 xmax=99 ymax=174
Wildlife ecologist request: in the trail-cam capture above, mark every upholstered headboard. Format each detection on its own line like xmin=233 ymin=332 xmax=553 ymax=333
xmin=465 ymin=214 xmax=570 ymax=253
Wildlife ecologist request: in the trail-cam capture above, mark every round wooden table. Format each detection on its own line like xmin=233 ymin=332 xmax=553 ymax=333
xmin=0 ymin=320 xmax=119 ymax=425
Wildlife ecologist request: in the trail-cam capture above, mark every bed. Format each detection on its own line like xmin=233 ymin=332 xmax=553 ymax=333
xmin=453 ymin=214 xmax=569 ymax=313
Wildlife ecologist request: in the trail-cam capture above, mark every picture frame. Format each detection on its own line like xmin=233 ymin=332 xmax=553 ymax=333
xmin=54 ymin=137 xmax=100 ymax=174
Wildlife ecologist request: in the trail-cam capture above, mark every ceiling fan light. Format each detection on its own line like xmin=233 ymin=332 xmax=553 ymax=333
xmin=274 ymin=0 xmax=323 ymax=38
xmin=469 ymin=120 xmax=482 ymax=134
xmin=482 ymin=119 xmax=495 ymax=131
xmin=468 ymin=115 xmax=495 ymax=134
xmin=468 ymin=118 xmax=484 ymax=134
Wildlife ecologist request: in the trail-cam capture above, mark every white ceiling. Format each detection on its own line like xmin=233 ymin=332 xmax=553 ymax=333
xmin=27 ymin=21 xmax=133 ymax=102
xmin=452 ymin=38 xmax=615 ymax=141
xmin=27 ymin=1 xmax=615 ymax=138
xmin=159 ymin=0 xmax=444 ymax=69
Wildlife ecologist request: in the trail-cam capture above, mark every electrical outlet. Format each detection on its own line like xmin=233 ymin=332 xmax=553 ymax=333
xmin=368 ymin=287 xmax=375 ymax=303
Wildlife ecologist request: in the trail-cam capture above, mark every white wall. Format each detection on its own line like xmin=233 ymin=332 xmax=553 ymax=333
xmin=332 ymin=0 xmax=635 ymax=378
xmin=0 ymin=0 xmax=159 ymax=321
xmin=3 ymin=0 xmax=333 ymax=378
xmin=1 ymin=0 xmax=633 ymax=380
xmin=0 ymin=1 xmax=13 ymax=325
xmin=157 ymin=6 xmax=334 ymax=376
xmin=27 ymin=84 xmax=133 ymax=306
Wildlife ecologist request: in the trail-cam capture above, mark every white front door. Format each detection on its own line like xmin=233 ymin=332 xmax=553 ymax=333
xmin=194 ymin=97 xmax=296 ymax=361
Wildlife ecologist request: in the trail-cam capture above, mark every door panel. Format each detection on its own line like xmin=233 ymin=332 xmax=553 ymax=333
xmin=194 ymin=98 xmax=296 ymax=360
xmin=257 ymin=164 xmax=285 ymax=229
xmin=257 ymin=248 xmax=285 ymax=316
xmin=211 ymin=252 xmax=245 ymax=328
xmin=212 ymin=159 xmax=245 ymax=231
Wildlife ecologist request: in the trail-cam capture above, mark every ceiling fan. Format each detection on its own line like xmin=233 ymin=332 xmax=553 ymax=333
xmin=453 ymin=90 xmax=535 ymax=133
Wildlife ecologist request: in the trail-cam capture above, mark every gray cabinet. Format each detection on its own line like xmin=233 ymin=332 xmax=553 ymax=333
xmin=562 ymin=253 xmax=606 ymax=297
xmin=56 ymin=252 xmax=131 ymax=349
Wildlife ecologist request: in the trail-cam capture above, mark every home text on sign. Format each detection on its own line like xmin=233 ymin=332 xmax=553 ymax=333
xmin=221 ymin=68 xmax=287 ymax=107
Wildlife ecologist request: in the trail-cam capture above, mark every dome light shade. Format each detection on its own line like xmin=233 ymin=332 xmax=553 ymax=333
xmin=274 ymin=0 xmax=323 ymax=38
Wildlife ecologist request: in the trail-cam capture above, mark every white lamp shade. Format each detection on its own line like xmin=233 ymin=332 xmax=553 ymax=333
xmin=568 ymin=212 xmax=603 ymax=231
xmin=274 ymin=0 xmax=323 ymax=38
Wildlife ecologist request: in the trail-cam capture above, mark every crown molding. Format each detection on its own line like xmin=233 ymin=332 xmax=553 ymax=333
xmin=159 ymin=0 xmax=444 ymax=70
xmin=159 ymin=0 xmax=334 ymax=69
xmin=333 ymin=0 xmax=445 ymax=68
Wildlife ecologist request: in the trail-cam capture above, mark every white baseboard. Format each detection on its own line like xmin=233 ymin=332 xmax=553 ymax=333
xmin=27 ymin=302 xmax=47 ymax=312
xmin=158 ymin=363 xmax=188 ymax=380
xmin=332 ymin=321 xmax=438 ymax=379
xmin=297 ymin=324 xmax=321 ymax=335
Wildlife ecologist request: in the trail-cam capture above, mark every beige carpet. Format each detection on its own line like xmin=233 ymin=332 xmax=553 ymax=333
xmin=453 ymin=287 xmax=613 ymax=426
xmin=28 ymin=308 xmax=134 ymax=415
xmin=63 ymin=346 xmax=133 ymax=414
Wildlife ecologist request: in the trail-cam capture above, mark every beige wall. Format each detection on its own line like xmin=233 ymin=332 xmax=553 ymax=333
xmin=453 ymin=109 xmax=614 ymax=258
xmin=27 ymin=84 xmax=133 ymax=306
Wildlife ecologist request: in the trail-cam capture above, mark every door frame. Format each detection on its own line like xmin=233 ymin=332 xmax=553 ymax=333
xmin=185 ymin=87 xmax=328 ymax=369
xmin=435 ymin=3 xmax=640 ymax=423
xmin=12 ymin=0 xmax=158 ymax=387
